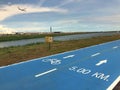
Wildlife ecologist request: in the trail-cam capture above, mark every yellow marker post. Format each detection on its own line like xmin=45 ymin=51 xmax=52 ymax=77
xmin=45 ymin=36 xmax=53 ymax=43
xmin=45 ymin=36 xmax=53 ymax=50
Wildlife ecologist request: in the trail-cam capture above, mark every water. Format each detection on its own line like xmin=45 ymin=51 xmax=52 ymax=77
xmin=0 ymin=32 xmax=117 ymax=48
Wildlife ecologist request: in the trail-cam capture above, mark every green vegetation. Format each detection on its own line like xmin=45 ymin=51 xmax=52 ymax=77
xmin=0 ymin=34 xmax=120 ymax=66
xmin=0 ymin=32 xmax=87 ymax=42
xmin=0 ymin=34 xmax=120 ymax=89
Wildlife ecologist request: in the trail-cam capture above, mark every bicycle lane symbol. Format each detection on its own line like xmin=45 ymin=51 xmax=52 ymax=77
xmin=42 ymin=59 xmax=61 ymax=65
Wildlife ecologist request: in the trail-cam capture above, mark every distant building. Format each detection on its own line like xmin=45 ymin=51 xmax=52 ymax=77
xmin=53 ymin=32 xmax=62 ymax=34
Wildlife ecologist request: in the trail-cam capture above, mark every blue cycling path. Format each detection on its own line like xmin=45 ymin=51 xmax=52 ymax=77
xmin=0 ymin=40 xmax=120 ymax=90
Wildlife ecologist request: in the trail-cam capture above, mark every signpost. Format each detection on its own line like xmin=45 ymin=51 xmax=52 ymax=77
xmin=0 ymin=40 xmax=120 ymax=90
xmin=45 ymin=36 xmax=53 ymax=50
xmin=45 ymin=26 xmax=53 ymax=50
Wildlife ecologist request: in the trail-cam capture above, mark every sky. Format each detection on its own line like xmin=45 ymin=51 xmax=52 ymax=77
xmin=0 ymin=0 xmax=120 ymax=33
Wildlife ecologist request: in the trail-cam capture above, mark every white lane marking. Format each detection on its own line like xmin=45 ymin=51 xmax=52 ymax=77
xmin=96 ymin=59 xmax=107 ymax=66
xmin=35 ymin=68 xmax=57 ymax=78
xmin=63 ymin=55 xmax=75 ymax=59
xmin=0 ymin=40 xmax=120 ymax=69
xmin=91 ymin=53 xmax=100 ymax=57
xmin=107 ymin=76 xmax=120 ymax=90
xmin=42 ymin=59 xmax=61 ymax=65
xmin=113 ymin=46 xmax=118 ymax=49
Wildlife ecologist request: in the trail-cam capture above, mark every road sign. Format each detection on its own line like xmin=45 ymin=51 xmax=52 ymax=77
xmin=45 ymin=36 xmax=53 ymax=50
xmin=0 ymin=40 xmax=120 ymax=90
xmin=45 ymin=36 xmax=53 ymax=43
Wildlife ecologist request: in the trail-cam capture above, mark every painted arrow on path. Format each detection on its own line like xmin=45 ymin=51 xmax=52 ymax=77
xmin=96 ymin=59 xmax=108 ymax=66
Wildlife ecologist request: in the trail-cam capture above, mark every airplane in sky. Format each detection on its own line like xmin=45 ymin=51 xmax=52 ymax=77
xmin=17 ymin=6 xmax=26 ymax=12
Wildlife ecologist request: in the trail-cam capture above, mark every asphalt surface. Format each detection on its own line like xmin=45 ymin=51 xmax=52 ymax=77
xmin=0 ymin=40 xmax=120 ymax=90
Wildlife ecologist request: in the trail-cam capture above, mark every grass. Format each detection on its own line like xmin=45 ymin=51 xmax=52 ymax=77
xmin=0 ymin=34 xmax=120 ymax=67
xmin=0 ymin=34 xmax=120 ymax=90
xmin=0 ymin=32 xmax=88 ymax=42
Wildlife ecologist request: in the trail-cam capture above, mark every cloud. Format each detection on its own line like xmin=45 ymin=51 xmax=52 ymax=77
xmin=90 ymin=14 xmax=120 ymax=25
xmin=15 ymin=27 xmax=48 ymax=32
xmin=0 ymin=4 xmax=68 ymax=21
xmin=0 ymin=21 xmax=50 ymax=32
xmin=55 ymin=19 xmax=81 ymax=25
xmin=0 ymin=25 xmax=15 ymax=34
xmin=12 ymin=22 xmax=48 ymax=32
xmin=56 ymin=0 xmax=83 ymax=7
xmin=99 ymin=15 xmax=120 ymax=22
xmin=38 ymin=0 xmax=46 ymax=6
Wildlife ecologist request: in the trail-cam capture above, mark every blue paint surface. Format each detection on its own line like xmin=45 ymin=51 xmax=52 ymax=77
xmin=0 ymin=40 xmax=120 ymax=90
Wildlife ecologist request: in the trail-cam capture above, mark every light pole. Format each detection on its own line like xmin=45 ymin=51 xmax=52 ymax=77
xmin=50 ymin=26 xmax=52 ymax=33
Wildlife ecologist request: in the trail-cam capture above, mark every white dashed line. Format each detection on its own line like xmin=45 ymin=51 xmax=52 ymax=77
xmin=91 ymin=53 xmax=100 ymax=57
xmin=63 ymin=55 xmax=75 ymax=59
xmin=0 ymin=40 xmax=119 ymax=69
xmin=107 ymin=76 xmax=120 ymax=90
xmin=35 ymin=68 xmax=57 ymax=78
